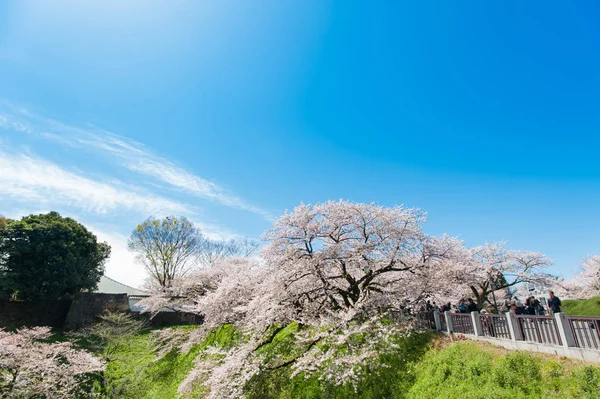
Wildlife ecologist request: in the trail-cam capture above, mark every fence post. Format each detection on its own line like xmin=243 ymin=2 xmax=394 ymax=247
xmin=505 ymin=312 xmax=522 ymax=341
xmin=471 ymin=311 xmax=482 ymax=336
xmin=444 ymin=311 xmax=453 ymax=333
xmin=433 ymin=310 xmax=442 ymax=331
xmin=554 ymin=312 xmax=576 ymax=348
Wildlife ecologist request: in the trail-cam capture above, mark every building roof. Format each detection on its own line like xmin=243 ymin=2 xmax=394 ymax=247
xmin=94 ymin=275 xmax=145 ymax=296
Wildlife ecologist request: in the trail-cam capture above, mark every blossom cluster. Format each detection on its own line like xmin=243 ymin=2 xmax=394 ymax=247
xmin=0 ymin=327 xmax=105 ymax=399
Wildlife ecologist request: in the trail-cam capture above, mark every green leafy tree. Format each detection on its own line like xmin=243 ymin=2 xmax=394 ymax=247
xmin=0 ymin=212 xmax=110 ymax=301
xmin=128 ymin=216 xmax=204 ymax=288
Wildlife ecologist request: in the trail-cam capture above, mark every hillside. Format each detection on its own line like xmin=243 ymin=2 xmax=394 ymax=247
xmin=563 ymin=296 xmax=600 ymax=317
xmin=95 ymin=324 xmax=600 ymax=399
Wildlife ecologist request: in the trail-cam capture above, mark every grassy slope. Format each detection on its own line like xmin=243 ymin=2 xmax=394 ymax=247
xmin=244 ymin=323 xmax=433 ymax=399
xmin=563 ymin=296 xmax=600 ymax=316
xmin=407 ymin=340 xmax=600 ymax=399
xmin=244 ymin=330 xmax=600 ymax=399
xmin=103 ymin=327 xmax=198 ymax=399
xmin=99 ymin=325 xmax=600 ymax=399
xmin=102 ymin=324 xmax=238 ymax=399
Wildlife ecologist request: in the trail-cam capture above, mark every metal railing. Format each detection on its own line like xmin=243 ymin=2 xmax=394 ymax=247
xmin=388 ymin=310 xmax=435 ymax=330
xmin=566 ymin=316 xmax=600 ymax=350
xmin=516 ymin=315 xmax=562 ymax=346
xmin=450 ymin=313 xmax=475 ymax=335
xmin=480 ymin=313 xmax=511 ymax=339
xmin=440 ymin=313 xmax=447 ymax=331
xmin=414 ymin=311 xmax=436 ymax=330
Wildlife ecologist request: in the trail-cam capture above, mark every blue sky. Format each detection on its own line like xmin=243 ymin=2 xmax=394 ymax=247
xmin=1 ymin=1 xmax=599 ymax=286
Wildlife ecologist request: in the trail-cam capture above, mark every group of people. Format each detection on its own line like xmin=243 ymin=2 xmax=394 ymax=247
xmin=414 ymin=290 xmax=563 ymax=316
xmin=502 ymin=290 xmax=563 ymax=316
xmin=502 ymin=295 xmax=545 ymax=315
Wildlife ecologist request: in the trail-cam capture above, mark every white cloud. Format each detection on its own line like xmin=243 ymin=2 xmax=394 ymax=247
xmin=0 ymin=101 xmax=272 ymax=287
xmin=0 ymin=101 xmax=274 ymax=220
xmin=0 ymin=151 xmax=191 ymax=216
xmin=89 ymin=228 xmax=146 ymax=288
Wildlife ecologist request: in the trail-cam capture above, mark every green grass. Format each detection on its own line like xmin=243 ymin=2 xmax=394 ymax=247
xmin=243 ymin=327 xmax=434 ymax=399
xmin=101 ymin=324 xmax=241 ymax=399
xmin=563 ymin=296 xmax=600 ymax=316
xmin=407 ymin=341 xmax=600 ymax=399
xmin=78 ymin=323 xmax=600 ymax=398
xmin=243 ymin=330 xmax=600 ymax=399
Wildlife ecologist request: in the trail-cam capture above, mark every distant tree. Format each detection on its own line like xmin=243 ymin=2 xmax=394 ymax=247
xmin=0 ymin=212 xmax=110 ymax=301
xmin=553 ymin=255 xmax=600 ymax=299
xmin=128 ymin=216 xmax=204 ymax=288
xmin=197 ymin=237 xmax=260 ymax=267
xmin=0 ymin=215 xmax=10 ymax=295
xmin=0 ymin=215 xmax=11 ymax=230
xmin=458 ymin=242 xmax=552 ymax=310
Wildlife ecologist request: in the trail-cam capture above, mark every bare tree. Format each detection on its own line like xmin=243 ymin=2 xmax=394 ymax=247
xmin=128 ymin=216 xmax=204 ymax=288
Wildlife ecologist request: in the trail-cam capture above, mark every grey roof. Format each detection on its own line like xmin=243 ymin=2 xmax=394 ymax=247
xmin=95 ymin=275 xmax=145 ymax=296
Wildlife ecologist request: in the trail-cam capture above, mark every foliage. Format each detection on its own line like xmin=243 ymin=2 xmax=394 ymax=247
xmin=243 ymin=326 xmax=432 ymax=399
xmin=38 ymin=322 xmax=599 ymax=399
xmin=0 ymin=327 xmax=104 ymax=399
xmin=0 ymin=211 xmax=110 ymax=301
xmin=0 ymin=215 xmax=12 ymax=230
xmin=100 ymin=326 xmax=201 ymax=399
xmin=563 ymin=296 xmax=600 ymax=316
xmin=100 ymin=324 xmax=241 ymax=399
xmin=128 ymin=216 xmax=204 ymax=288
xmin=407 ymin=341 xmax=600 ymax=399
xmin=72 ymin=311 xmax=149 ymax=356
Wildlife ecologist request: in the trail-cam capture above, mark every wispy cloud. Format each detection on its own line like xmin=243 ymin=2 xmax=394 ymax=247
xmin=0 ymin=151 xmax=190 ymax=216
xmin=0 ymin=101 xmax=274 ymax=220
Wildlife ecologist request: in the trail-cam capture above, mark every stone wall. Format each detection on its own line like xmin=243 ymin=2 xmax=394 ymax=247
xmin=0 ymin=299 xmax=72 ymax=328
xmin=0 ymin=293 xmax=203 ymax=330
xmin=63 ymin=293 xmax=130 ymax=330
xmin=149 ymin=311 xmax=203 ymax=327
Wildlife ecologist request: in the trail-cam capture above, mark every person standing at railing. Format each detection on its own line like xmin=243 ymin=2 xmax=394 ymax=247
xmin=512 ymin=296 xmax=525 ymax=315
xmin=458 ymin=299 xmax=467 ymax=313
xmin=466 ymin=298 xmax=479 ymax=313
xmin=425 ymin=300 xmax=433 ymax=312
xmin=525 ymin=296 xmax=544 ymax=315
xmin=534 ymin=297 xmax=545 ymax=316
xmin=547 ymin=290 xmax=562 ymax=315
xmin=440 ymin=302 xmax=451 ymax=312
xmin=501 ymin=298 xmax=511 ymax=312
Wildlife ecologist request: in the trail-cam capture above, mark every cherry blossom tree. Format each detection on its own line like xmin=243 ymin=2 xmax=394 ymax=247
xmin=261 ymin=201 xmax=463 ymax=314
xmin=551 ymin=255 xmax=600 ymax=299
xmin=576 ymin=255 xmax=600 ymax=297
xmin=457 ymin=242 xmax=552 ymax=310
xmin=0 ymin=327 xmax=104 ymax=399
